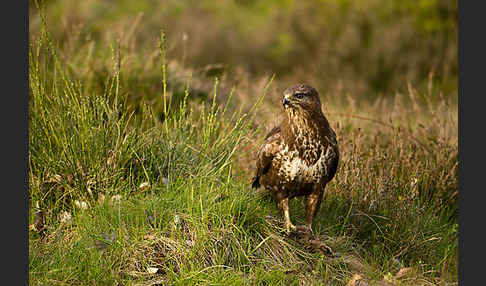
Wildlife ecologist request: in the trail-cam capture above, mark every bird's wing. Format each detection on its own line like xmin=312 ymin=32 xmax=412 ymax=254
xmin=327 ymin=147 xmax=339 ymax=182
xmin=325 ymin=129 xmax=339 ymax=182
xmin=251 ymin=126 xmax=282 ymax=188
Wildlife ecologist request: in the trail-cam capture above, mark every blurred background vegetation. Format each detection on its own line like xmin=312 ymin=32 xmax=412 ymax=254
xmin=29 ymin=0 xmax=457 ymax=101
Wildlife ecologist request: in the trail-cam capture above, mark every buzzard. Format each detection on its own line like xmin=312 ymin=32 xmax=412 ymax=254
xmin=252 ymin=84 xmax=339 ymax=232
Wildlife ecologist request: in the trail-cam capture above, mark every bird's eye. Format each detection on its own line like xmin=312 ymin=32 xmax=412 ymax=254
xmin=295 ymin=93 xmax=305 ymax=99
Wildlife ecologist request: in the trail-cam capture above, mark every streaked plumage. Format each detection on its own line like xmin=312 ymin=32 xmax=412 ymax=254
xmin=252 ymin=84 xmax=339 ymax=232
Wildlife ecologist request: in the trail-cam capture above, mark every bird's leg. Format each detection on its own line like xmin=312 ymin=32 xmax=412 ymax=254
xmin=305 ymin=189 xmax=324 ymax=233
xmin=279 ymin=197 xmax=296 ymax=232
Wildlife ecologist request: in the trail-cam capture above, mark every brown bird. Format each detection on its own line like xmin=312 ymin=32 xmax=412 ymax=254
xmin=252 ymin=84 xmax=339 ymax=233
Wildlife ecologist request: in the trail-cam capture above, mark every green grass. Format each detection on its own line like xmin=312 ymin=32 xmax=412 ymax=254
xmin=29 ymin=4 xmax=457 ymax=285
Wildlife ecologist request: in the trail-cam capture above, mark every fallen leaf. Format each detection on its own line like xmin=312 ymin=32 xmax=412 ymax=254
xmin=395 ymin=267 xmax=413 ymax=279
xmin=347 ymin=273 xmax=369 ymax=286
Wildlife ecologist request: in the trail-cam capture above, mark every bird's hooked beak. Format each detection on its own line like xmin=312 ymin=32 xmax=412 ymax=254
xmin=283 ymin=94 xmax=291 ymax=108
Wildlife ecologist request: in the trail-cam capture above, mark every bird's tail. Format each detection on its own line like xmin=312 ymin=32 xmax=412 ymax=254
xmin=251 ymin=176 xmax=260 ymax=189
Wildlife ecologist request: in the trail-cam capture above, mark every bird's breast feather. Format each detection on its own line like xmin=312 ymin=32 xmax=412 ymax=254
xmin=276 ymin=142 xmax=335 ymax=184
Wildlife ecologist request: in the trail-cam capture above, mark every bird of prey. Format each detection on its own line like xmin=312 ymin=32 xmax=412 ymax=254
xmin=252 ymin=84 xmax=339 ymax=233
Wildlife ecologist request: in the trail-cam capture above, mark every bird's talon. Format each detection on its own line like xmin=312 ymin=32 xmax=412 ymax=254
xmin=296 ymin=225 xmax=313 ymax=233
xmin=284 ymin=223 xmax=297 ymax=233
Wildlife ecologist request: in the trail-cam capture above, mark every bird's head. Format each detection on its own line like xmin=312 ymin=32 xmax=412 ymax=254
xmin=282 ymin=84 xmax=322 ymax=118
